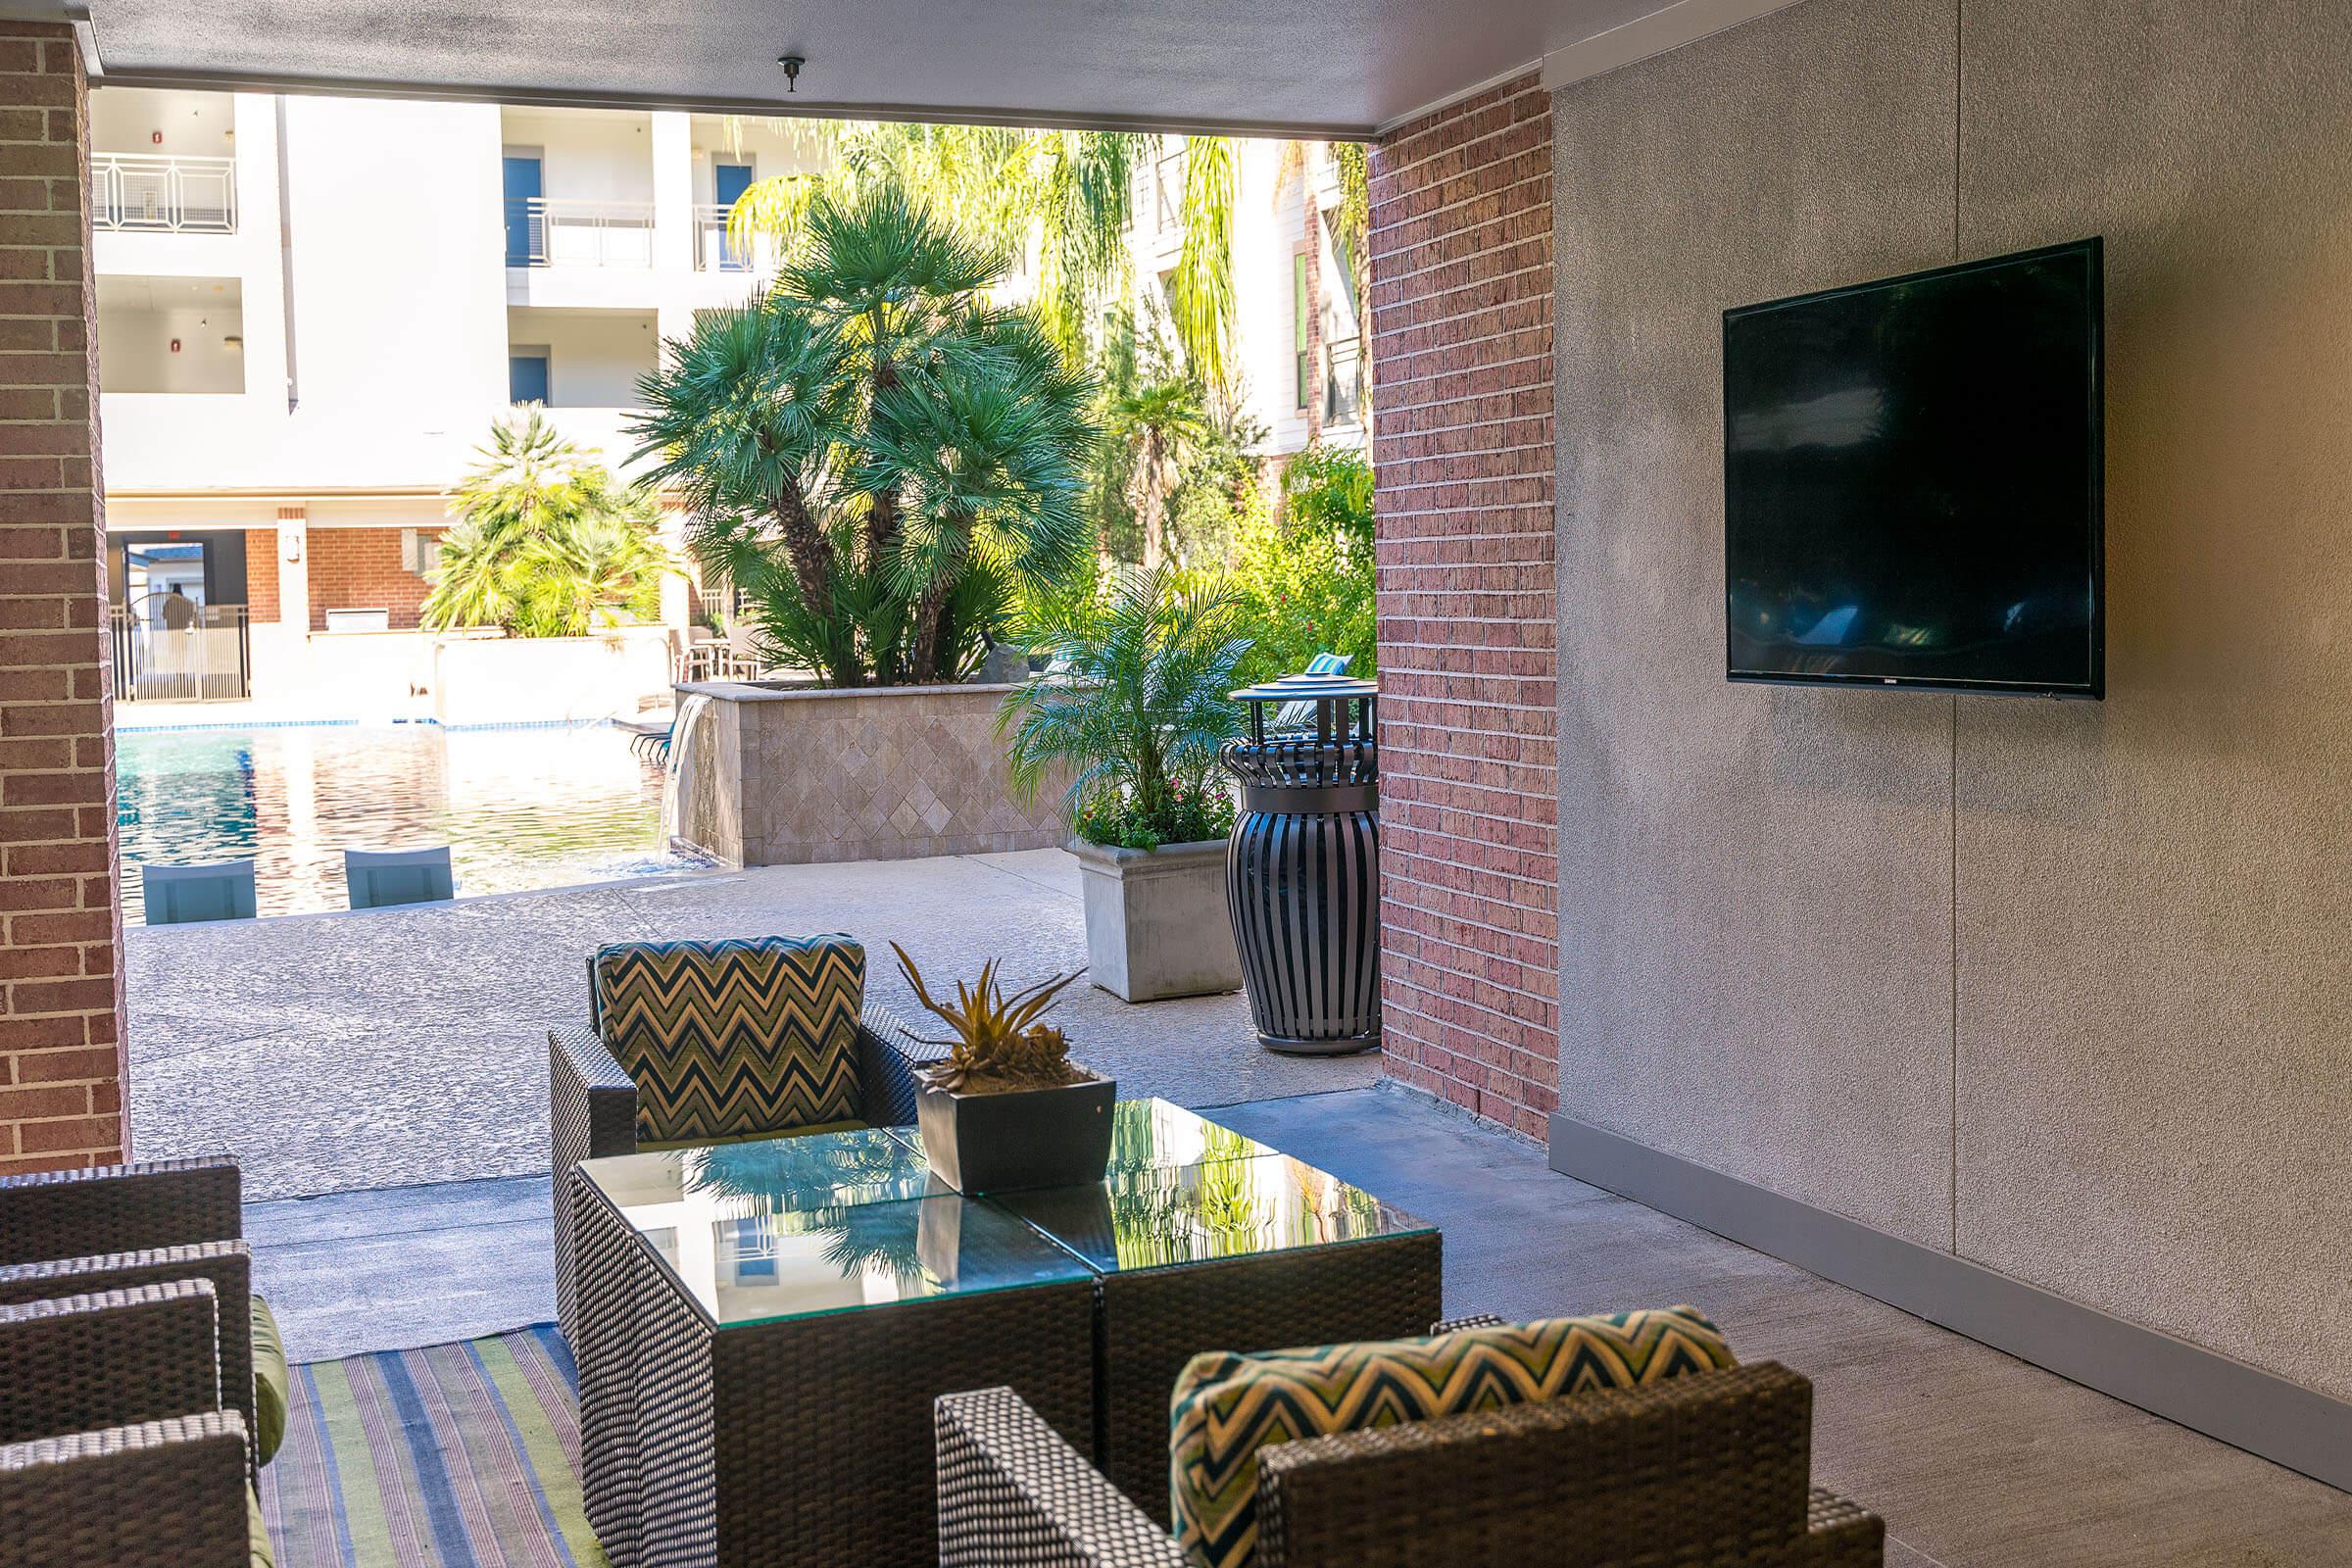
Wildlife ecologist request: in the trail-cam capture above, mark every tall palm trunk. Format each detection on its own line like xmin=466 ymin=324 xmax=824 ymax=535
xmin=907 ymin=523 xmax=971 ymax=682
xmin=1138 ymin=429 xmax=1168 ymax=568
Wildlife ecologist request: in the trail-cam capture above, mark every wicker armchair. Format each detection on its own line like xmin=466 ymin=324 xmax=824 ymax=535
xmin=0 ymin=1279 xmax=259 ymax=1568
xmin=936 ymin=1314 xmax=1886 ymax=1568
xmin=550 ymin=950 xmax=935 ymax=1342
xmin=0 ymin=1157 xmax=270 ymax=1469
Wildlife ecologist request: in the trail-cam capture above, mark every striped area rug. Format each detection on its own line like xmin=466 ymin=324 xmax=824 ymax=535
xmin=260 ymin=1324 xmax=610 ymax=1568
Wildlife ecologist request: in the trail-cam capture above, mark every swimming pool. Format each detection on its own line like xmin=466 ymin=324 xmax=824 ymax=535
xmin=117 ymin=723 xmax=712 ymax=922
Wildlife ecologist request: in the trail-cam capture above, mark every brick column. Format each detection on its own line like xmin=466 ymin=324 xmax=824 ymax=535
xmin=0 ymin=22 xmax=126 ymax=1173
xmin=1366 ymin=74 xmax=1557 ymax=1137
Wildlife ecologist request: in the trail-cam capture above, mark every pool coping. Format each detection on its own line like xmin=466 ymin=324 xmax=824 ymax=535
xmin=122 ymin=861 xmax=738 ymax=934
xmin=116 ymin=715 xmax=643 ymax=735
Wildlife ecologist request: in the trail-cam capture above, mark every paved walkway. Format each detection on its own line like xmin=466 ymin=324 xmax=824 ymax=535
xmin=128 ymin=849 xmax=1379 ymax=1200
xmin=250 ymin=1085 xmax=2352 ymax=1567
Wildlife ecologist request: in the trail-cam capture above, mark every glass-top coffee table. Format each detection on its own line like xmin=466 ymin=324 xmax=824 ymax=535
xmin=908 ymin=1102 xmax=1442 ymax=1519
xmin=568 ymin=1100 xmax=1439 ymax=1565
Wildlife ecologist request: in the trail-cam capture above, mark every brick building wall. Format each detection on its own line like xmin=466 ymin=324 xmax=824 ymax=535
xmin=0 ymin=23 xmax=128 ymax=1174
xmin=307 ymin=525 xmax=437 ymax=630
xmin=1366 ymin=74 xmax=1558 ymax=1137
xmin=245 ymin=524 xmax=279 ymax=623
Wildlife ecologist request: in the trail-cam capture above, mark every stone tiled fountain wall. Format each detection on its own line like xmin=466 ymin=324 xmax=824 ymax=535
xmin=668 ymin=681 xmax=1069 ymax=866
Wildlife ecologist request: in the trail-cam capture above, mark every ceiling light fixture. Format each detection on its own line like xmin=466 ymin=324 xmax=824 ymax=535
xmin=777 ymin=55 xmax=805 ymax=92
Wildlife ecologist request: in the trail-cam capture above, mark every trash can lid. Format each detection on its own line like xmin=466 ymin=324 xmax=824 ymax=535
xmin=1232 ymin=671 xmax=1380 ymax=703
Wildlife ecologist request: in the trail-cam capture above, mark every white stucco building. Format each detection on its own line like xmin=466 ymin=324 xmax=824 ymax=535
xmin=91 ymin=87 xmax=1359 ymax=705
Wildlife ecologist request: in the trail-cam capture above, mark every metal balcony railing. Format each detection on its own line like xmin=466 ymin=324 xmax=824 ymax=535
xmin=692 ymin=204 xmax=777 ymax=274
xmin=504 ymin=197 xmax=656 ymax=268
xmin=94 ymin=153 xmax=236 ymax=234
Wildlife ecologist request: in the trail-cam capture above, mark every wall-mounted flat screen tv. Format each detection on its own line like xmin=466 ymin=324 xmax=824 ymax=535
xmin=1723 ymin=237 xmax=2104 ymax=698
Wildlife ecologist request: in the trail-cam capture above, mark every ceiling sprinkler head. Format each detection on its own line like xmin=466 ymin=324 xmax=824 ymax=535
xmin=777 ymin=55 xmax=805 ymax=92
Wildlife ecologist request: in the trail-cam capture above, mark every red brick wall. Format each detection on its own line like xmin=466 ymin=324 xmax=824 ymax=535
xmin=1367 ymin=74 xmax=1558 ymax=1138
xmin=245 ymin=525 xmax=279 ymax=624
xmin=0 ymin=23 xmax=127 ymax=1175
xmin=308 ymin=525 xmax=437 ymax=630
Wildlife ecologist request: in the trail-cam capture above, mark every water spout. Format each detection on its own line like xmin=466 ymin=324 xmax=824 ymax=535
xmin=661 ymin=692 xmax=712 ymax=852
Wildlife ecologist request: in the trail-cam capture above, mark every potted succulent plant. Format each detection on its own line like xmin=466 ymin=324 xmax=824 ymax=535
xmin=894 ymin=943 xmax=1115 ymax=1194
xmin=998 ymin=567 xmax=1251 ymax=1002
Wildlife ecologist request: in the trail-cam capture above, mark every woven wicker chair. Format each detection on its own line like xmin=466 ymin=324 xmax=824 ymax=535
xmin=550 ymin=947 xmax=935 ymax=1344
xmin=0 ymin=1157 xmax=270 ymax=1466
xmin=935 ymin=1314 xmax=1886 ymax=1568
xmin=1 ymin=1283 xmax=257 ymax=1568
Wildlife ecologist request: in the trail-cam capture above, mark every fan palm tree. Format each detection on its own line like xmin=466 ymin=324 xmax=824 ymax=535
xmin=998 ymin=565 xmax=1252 ymax=846
xmin=634 ymin=187 xmax=1097 ymax=687
xmin=423 ymin=409 xmax=669 ymax=637
xmin=1107 ymin=374 xmax=1211 ymax=569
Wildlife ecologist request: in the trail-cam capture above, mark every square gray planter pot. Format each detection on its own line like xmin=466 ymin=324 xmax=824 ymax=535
xmin=1069 ymin=837 xmax=1244 ymax=1003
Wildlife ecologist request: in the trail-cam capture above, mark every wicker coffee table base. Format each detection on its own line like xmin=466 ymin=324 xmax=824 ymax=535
xmin=570 ymin=1175 xmax=1098 ymax=1568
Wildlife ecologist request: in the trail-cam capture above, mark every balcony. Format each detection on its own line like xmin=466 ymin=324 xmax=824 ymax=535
xmin=94 ymin=152 xmax=236 ymax=234
xmin=691 ymin=204 xmax=779 ymax=274
xmin=504 ymin=197 xmax=656 ymax=269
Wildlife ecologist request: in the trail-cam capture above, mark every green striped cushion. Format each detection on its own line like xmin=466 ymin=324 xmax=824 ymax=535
xmin=1169 ymin=1306 xmax=1737 ymax=1568
xmin=594 ymin=936 xmax=864 ymax=1145
xmin=251 ymin=1294 xmax=290 ymax=1466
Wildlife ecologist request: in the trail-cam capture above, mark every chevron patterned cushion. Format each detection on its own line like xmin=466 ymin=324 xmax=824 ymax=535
xmin=1168 ymin=1305 xmax=1737 ymax=1568
xmin=593 ymin=935 xmax=865 ymax=1144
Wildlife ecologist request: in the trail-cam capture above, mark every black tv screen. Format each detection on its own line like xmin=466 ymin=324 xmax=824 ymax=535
xmin=1723 ymin=238 xmax=2104 ymax=698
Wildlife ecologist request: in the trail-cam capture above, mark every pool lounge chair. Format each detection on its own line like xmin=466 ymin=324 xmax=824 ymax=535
xmin=140 ymin=858 xmax=258 ymax=925
xmin=1273 ymin=651 xmax=1352 ymax=730
xmin=344 ymin=845 xmax=455 ymax=909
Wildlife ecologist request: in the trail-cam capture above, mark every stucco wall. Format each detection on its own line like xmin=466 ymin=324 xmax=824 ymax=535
xmin=1552 ymin=0 xmax=2352 ymax=1400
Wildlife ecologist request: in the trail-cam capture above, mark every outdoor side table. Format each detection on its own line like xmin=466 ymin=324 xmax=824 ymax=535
xmin=570 ymin=1129 xmax=1098 ymax=1568
xmin=923 ymin=1099 xmax=1445 ymax=1523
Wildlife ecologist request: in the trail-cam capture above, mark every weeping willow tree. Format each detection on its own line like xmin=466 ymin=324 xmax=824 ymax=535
xmin=1164 ymin=136 xmax=1237 ymax=396
xmin=724 ymin=122 xmax=1149 ymax=365
xmin=721 ymin=122 xmax=1256 ymax=394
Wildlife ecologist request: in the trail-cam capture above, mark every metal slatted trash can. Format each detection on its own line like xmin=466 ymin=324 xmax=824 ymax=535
xmin=1218 ymin=671 xmax=1381 ymax=1055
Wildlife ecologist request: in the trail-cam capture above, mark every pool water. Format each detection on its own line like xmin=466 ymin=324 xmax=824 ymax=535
xmin=117 ymin=723 xmax=712 ymax=922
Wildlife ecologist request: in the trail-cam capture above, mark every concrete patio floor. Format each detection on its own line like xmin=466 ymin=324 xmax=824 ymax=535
xmin=128 ymin=849 xmax=1378 ymax=1200
xmin=251 ymin=1084 xmax=2352 ymax=1568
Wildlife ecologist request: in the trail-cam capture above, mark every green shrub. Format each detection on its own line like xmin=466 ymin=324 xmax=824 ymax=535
xmin=424 ymin=410 xmax=671 ymax=638
xmin=999 ymin=566 xmax=1251 ymax=850
xmin=1210 ymin=445 xmax=1376 ymax=688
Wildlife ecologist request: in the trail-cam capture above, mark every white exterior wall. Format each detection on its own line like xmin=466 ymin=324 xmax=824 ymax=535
xmin=1118 ymin=135 xmax=1364 ymax=463
xmin=507 ymin=307 xmax=658 ymax=407
xmin=98 ymin=92 xmax=511 ymax=497
xmin=503 ymin=108 xmax=654 ymax=204
xmin=96 ymin=90 xmax=773 ymax=507
xmin=93 ymin=92 xmax=1349 ymax=527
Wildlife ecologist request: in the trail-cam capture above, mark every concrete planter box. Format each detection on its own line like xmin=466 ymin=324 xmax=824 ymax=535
xmin=668 ymin=679 xmax=1069 ymax=866
xmin=1070 ymin=838 xmax=1243 ymax=1002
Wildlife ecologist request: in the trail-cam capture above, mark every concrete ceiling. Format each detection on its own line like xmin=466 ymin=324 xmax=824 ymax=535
xmin=49 ymin=0 xmax=1687 ymax=138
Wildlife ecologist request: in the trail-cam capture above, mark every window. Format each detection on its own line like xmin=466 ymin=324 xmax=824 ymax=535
xmin=1293 ymin=251 xmax=1311 ymax=410
xmin=509 ymin=347 xmax=550 ymax=405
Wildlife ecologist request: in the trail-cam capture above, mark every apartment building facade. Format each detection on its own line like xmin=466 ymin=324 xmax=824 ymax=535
xmin=91 ymin=87 xmax=819 ymax=707
xmin=92 ymin=90 xmax=1361 ymax=707
xmin=1121 ymin=134 xmax=1367 ymax=466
